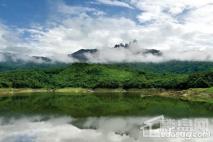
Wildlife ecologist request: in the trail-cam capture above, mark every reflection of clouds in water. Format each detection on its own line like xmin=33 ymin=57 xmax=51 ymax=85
xmin=0 ymin=116 xmax=212 ymax=142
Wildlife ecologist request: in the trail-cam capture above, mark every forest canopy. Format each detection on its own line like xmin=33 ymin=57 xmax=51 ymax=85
xmin=0 ymin=61 xmax=212 ymax=89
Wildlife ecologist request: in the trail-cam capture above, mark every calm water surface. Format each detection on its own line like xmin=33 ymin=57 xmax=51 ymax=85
xmin=0 ymin=116 xmax=212 ymax=142
xmin=0 ymin=92 xmax=212 ymax=142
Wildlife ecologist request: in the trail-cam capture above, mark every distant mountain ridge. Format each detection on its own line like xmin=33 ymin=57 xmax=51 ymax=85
xmin=0 ymin=52 xmax=52 ymax=63
xmin=68 ymin=49 xmax=98 ymax=62
xmin=69 ymin=41 xmax=162 ymax=61
xmin=0 ymin=40 xmax=162 ymax=63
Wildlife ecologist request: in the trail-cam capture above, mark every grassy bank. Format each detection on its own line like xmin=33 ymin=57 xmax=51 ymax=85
xmin=0 ymin=87 xmax=212 ymax=98
xmin=0 ymin=88 xmax=89 ymax=95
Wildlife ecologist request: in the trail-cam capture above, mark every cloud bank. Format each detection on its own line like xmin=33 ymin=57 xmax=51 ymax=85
xmin=74 ymin=42 xmax=213 ymax=63
xmin=0 ymin=0 xmax=213 ymax=63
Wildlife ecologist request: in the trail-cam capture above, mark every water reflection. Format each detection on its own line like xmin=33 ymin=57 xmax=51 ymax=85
xmin=0 ymin=116 xmax=212 ymax=142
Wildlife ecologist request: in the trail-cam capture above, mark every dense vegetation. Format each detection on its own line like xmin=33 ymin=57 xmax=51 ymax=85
xmin=117 ymin=61 xmax=213 ymax=74
xmin=0 ymin=61 xmax=212 ymax=89
xmin=0 ymin=61 xmax=67 ymax=72
xmin=0 ymin=93 xmax=213 ymax=118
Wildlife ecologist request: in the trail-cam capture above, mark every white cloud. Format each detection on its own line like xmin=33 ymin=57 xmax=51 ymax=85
xmin=0 ymin=23 xmax=34 ymax=61
xmin=26 ymin=14 xmax=140 ymax=59
xmin=0 ymin=0 xmax=213 ymax=62
xmin=128 ymin=0 xmax=213 ymax=56
xmin=56 ymin=2 xmax=105 ymax=16
xmin=0 ymin=24 xmax=16 ymax=50
xmin=96 ymin=0 xmax=134 ymax=9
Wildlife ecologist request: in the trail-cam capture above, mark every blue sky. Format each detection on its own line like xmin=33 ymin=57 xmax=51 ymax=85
xmin=0 ymin=0 xmax=213 ymax=62
xmin=0 ymin=0 xmax=49 ymax=27
xmin=0 ymin=0 xmax=139 ymax=28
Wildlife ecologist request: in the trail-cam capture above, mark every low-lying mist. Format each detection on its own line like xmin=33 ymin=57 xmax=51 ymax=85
xmin=1 ymin=41 xmax=213 ymax=63
xmin=82 ymin=47 xmax=213 ymax=63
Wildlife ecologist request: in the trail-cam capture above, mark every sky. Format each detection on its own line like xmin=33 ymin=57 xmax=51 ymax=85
xmin=0 ymin=0 xmax=213 ymax=62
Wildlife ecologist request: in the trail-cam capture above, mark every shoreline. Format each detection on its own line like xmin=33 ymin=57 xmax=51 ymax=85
xmin=0 ymin=87 xmax=212 ymax=103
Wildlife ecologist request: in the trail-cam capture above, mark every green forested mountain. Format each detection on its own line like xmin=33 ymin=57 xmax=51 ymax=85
xmin=0 ymin=61 xmax=67 ymax=72
xmin=116 ymin=61 xmax=213 ymax=74
xmin=0 ymin=61 xmax=212 ymax=89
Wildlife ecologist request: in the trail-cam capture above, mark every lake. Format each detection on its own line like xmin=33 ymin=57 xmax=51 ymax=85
xmin=0 ymin=116 xmax=212 ymax=142
xmin=0 ymin=92 xmax=212 ymax=142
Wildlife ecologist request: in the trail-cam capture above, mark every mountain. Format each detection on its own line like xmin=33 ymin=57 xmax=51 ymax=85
xmin=0 ymin=40 xmax=162 ymax=63
xmin=143 ymin=49 xmax=162 ymax=56
xmin=32 ymin=56 xmax=52 ymax=62
xmin=69 ymin=41 xmax=162 ymax=61
xmin=68 ymin=49 xmax=98 ymax=62
xmin=0 ymin=62 xmax=212 ymax=89
xmin=0 ymin=52 xmax=22 ymax=62
xmin=0 ymin=52 xmax=52 ymax=63
xmin=0 ymin=52 xmax=57 ymax=71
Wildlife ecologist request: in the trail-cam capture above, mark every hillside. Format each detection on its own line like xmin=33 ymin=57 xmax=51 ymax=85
xmin=0 ymin=62 xmax=212 ymax=89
